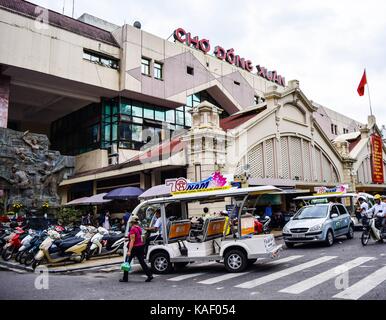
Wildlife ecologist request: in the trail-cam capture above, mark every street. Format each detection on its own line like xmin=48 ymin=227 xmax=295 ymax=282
xmin=1 ymin=233 xmax=385 ymax=300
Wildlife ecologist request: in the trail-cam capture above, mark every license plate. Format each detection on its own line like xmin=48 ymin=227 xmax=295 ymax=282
xmin=292 ymin=233 xmax=305 ymax=238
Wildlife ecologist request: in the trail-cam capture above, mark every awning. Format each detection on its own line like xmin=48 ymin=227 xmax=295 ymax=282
xmin=64 ymin=197 xmax=90 ymax=206
xmin=104 ymin=187 xmax=144 ymax=200
xmin=139 ymin=184 xmax=172 ymax=200
xmin=248 ymin=178 xmax=296 ymax=188
xmin=65 ymin=193 xmax=112 ymax=206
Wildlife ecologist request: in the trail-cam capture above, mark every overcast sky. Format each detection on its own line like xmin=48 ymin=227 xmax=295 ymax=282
xmin=30 ymin=0 xmax=386 ymax=128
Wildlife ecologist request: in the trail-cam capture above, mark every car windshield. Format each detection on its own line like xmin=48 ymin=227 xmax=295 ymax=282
xmin=293 ymin=206 xmax=328 ymax=220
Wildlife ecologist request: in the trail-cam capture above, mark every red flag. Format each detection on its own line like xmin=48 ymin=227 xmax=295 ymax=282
xmin=357 ymin=70 xmax=367 ymax=96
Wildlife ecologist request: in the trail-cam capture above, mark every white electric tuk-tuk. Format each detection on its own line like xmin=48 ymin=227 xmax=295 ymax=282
xmin=293 ymin=193 xmax=374 ymax=229
xmin=124 ymin=186 xmax=283 ymax=274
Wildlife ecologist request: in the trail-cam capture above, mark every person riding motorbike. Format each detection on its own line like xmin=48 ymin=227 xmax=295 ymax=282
xmin=356 ymin=196 xmax=369 ymax=223
xmin=365 ymin=194 xmax=386 ymax=231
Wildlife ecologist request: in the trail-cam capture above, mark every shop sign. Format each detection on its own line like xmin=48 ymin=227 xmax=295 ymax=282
xmin=370 ymin=134 xmax=384 ymax=184
xmin=314 ymin=184 xmax=349 ymax=196
xmin=173 ymin=28 xmax=286 ymax=87
xmin=166 ymin=172 xmax=230 ymax=195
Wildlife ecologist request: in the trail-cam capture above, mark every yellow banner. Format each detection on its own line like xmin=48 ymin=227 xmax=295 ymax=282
xmin=172 ymin=186 xmax=231 ymax=195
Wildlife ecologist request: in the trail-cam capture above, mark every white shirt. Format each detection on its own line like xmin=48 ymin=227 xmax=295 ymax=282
xmin=360 ymin=202 xmax=369 ymax=214
xmin=366 ymin=202 xmax=386 ymax=218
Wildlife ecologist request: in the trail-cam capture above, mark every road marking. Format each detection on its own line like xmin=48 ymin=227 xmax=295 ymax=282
xmin=280 ymin=257 xmax=376 ymax=295
xmin=333 ymin=265 xmax=386 ymax=300
xmin=167 ymin=273 xmax=205 ymax=282
xmin=197 ymin=256 xmax=303 ymax=285
xmin=198 ymin=272 xmax=250 ymax=285
xmin=235 ymin=256 xmax=336 ymax=289
xmin=265 ymin=255 xmax=304 ymax=265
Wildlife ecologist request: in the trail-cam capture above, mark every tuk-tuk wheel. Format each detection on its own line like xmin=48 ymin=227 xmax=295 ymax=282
xmin=150 ymin=251 xmax=173 ymax=274
xmin=224 ymin=249 xmax=247 ymax=273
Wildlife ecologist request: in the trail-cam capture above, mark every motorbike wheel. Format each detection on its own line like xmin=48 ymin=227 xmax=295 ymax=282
xmin=15 ymin=251 xmax=22 ymax=262
xmin=24 ymin=252 xmax=35 ymax=266
xmin=361 ymin=231 xmax=371 ymax=246
xmin=79 ymin=252 xmax=86 ymax=263
xmin=32 ymin=259 xmax=42 ymax=270
xmin=86 ymin=248 xmax=97 ymax=261
xmin=19 ymin=251 xmax=28 ymax=265
xmin=2 ymin=247 xmax=14 ymax=261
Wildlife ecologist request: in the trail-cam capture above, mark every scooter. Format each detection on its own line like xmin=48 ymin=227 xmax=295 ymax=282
xmin=0 ymin=228 xmax=13 ymax=256
xmin=32 ymin=227 xmax=96 ymax=270
xmin=256 ymin=216 xmax=271 ymax=234
xmin=2 ymin=227 xmax=27 ymax=261
xmin=86 ymin=227 xmax=124 ymax=260
xmin=15 ymin=229 xmax=36 ymax=262
xmin=361 ymin=217 xmax=386 ymax=246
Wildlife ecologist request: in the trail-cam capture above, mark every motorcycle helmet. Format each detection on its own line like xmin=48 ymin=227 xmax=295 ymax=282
xmin=55 ymin=225 xmax=64 ymax=233
xmin=358 ymin=196 xmax=366 ymax=202
xmin=374 ymin=194 xmax=382 ymax=201
xmin=129 ymin=214 xmax=140 ymax=223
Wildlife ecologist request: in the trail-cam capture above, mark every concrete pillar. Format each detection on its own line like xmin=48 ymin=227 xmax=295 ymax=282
xmin=0 ymin=76 xmax=10 ymax=128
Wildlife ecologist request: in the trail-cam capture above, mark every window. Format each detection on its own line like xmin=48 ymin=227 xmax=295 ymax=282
xmin=154 ymin=61 xmax=163 ymax=79
xmin=144 ymin=108 xmax=154 ymax=119
xmin=234 ymin=81 xmax=241 ymax=86
xmin=254 ymin=96 xmax=260 ymax=105
xmin=331 ymin=124 xmax=338 ymax=135
xmin=343 ymin=128 xmax=349 ymax=134
xmin=141 ymin=57 xmax=151 ymax=76
xmin=83 ymin=49 xmax=119 ymax=70
xmin=187 ymin=66 xmax=194 ymax=75
xmin=335 ymin=125 xmax=338 ymax=135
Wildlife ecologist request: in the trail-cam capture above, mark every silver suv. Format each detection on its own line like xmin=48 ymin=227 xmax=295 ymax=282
xmin=283 ymin=203 xmax=355 ymax=248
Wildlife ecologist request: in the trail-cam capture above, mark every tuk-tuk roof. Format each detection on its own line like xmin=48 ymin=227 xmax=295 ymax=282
xmin=293 ymin=193 xmax=360 ymax=201
xmin=142 ymin=185 xmax=282 ymax=206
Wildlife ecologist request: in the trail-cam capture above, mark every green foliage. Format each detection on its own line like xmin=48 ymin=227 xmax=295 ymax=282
xmin=56 ymin=207 xmax=82 ymax=226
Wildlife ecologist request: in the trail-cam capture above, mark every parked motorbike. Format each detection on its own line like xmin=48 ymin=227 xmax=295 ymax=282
xmin=32 ymin=226 xmax=96 ymax=270
xmin=255 ymin=216 xmax=271 ymax=234
xmin=86 ymin=227 xmax=124 ymax=260
xmin=361 ymin=217 xmax=386 ymax=246
xmin=0 ymin=228 xmax=13 ymax=256
xmin=22 ymin=231 xmax=48 ymax=266
xmin=15 ymin=229 xmax=36 ymax=262
xmin=2 ymin=227 xmax=27 ymax=261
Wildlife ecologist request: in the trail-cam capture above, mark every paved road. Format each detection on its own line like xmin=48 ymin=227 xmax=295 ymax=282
xmin=0 ymin=233 xmax=385 ymax=300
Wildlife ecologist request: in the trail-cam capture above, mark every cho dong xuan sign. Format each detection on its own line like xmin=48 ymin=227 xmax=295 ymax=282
xmin=166 ymin=172 xmax=231 ymax=195
xmin=173 ymin=27 xmax=286 ymax=87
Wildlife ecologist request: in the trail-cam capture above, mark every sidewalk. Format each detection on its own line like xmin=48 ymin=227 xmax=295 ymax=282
xmin=0 ymin=256 xmax=123 ymax=274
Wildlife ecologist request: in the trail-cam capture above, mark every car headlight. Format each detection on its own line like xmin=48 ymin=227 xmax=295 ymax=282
xmin=309 ymin=224 xmax=323 ymax=232
xmin=283 ymin=225 xmax=291 ymax=233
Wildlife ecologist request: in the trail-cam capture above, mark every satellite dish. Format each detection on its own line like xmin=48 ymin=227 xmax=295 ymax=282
xmin=133 ymin=21 xmax=141 ymax=29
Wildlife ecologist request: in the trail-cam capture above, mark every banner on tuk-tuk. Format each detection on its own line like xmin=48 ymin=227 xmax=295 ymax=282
xmin=314 ymin=184 xmax=349 ymax=196
xmin=166 ymin=172 xmax=231 ymax=195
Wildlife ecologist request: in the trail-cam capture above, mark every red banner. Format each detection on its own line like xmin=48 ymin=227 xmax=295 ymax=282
xmin=371 ymin=134 xmax=384 ymax=184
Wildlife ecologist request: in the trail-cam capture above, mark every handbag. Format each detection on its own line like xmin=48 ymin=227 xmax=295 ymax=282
xmin=121 ymin=261 xmax=132 ymax=272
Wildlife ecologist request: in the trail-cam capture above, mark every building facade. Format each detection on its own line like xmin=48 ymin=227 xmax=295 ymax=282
xmin=0 ymin=0 xmax=385 ymax=210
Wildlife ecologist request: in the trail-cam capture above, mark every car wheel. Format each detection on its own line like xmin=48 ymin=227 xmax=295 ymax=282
xmin=224 ymin=249 xmax=247 ymax=273
xmin=346 ymin=225 xmax=354 ymax=240
xmin=324 ymin=230 xmax=334 ymax=247
xmin=285 ymin=242 xmax=295 ymax=248
xmin=150 ymin=252 xmax=173 ymax=274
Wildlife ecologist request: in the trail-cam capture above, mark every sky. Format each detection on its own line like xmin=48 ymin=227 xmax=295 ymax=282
xmin=30 ymin=0 xmax=386 ymax=128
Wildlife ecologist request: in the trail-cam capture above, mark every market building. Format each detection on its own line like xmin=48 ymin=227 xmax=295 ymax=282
xmin=0 ymin=0 xmax=385 ymax=214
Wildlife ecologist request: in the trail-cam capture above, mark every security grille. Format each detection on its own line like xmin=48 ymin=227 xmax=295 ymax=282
xmin=265 ymin=139 xmax=275 ymax=178
xmin=322 ymin=154 xmax=331 ymax=182
xmin=303 ymin=140 xmax=311 ymax=181
xmin=290 ymin=137 xmax=302 ymax=180
xmin=248 ymin=143 xmax=264 ymax=178
xmin=281 ymin=137 xmax=290 ymax=179
xmin=315 ymin=148 xmax=322 ymax=181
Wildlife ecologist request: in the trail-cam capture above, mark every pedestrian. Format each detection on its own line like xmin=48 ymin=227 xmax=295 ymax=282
xmin=102 ymin=211 xmax=111 ymax=230
xmin=264 ymin=202 xmax=273 ymax=218
xmin=122 ymin=209 xmax=132 ymax=231
xmin=120 ymin=215 xmax=153 ymax=283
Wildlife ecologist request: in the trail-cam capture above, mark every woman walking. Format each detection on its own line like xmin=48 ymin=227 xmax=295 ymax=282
xmin=120 ymin=215 xmax=153 ymax=283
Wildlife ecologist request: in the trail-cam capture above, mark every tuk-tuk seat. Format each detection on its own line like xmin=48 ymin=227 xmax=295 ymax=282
xmin=192 ymin=217 xmax=226 ymax=242
xmin=167 ymin=220 xmax=191 ymax=244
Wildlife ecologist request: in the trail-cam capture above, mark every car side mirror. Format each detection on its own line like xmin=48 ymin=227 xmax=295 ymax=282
xmin=331 ymin=213 xmax=339 ymax=219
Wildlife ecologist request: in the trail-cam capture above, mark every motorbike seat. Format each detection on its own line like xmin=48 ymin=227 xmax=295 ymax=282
xmin=58 ymin=238 xmax=84 ymax=250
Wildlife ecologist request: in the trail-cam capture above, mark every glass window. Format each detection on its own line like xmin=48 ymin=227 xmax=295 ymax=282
xmin=141 ymin=57 xmax=151 ymax=76
xmin=154 ymin=62 xmax=163 ymax=79
xmin=132 ymin=124 xmax=143 ymax=142
xmin=185 ymin=109 xmax=192 ymax=127
xmin=176 ymin=111 xmax=185 ymax=125
xmin=132 ymin=105 xmax=143 ymax=117
xmin=104 ymin=124 xmax=111 ymax=142
xmin=120 ymin=103 xmax=131 ymax=115
xmin=155 ymin=108 xmax=165 ymax=122
xmin=91 ymin=124 xmax=100 ymax=144
xmin=144 ymin=108 xmax=154 ymax=119
xmin=132 ymin=117 xmax=143 ymax=124
xmin=112 ymin=123 xmax=118 ymax=141
xmin=166 ymin=109 xmax=175 ymax=123
xmin=119 ymin=123 xmax=131 ymax=140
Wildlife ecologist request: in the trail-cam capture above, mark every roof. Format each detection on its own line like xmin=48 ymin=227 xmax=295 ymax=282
xmin=333 ymin=132 xmax=361 ymax=143
xmin=67 ymin=137 xmax=184 ymax=179
xmin=0 ymin=0 xmax=119 ymax=47
xmin=137 ymin=186 xmax=282 ymax=207
xmin=220 ymin=106 xmax=266 ymax=130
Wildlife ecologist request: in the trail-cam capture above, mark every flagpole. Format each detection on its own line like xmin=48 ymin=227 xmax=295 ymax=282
xmin=365 ymin=68 xmax=373 ymax=116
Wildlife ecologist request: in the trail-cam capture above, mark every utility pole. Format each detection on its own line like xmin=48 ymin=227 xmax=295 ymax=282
xmin=72 ymin=0 xmax=75 ymax=18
